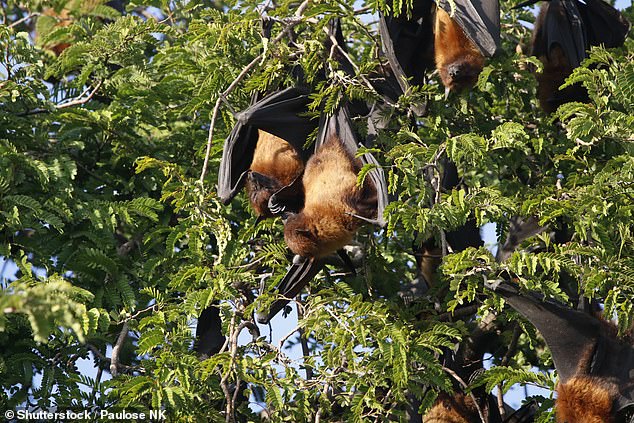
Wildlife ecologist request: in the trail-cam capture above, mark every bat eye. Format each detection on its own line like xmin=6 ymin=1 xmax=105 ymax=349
xmin=295 ymin=228 xmax=313 ymax=238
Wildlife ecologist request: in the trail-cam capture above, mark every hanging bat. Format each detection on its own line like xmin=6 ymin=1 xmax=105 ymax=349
xmin=194 ymin=304 xmax=225 ymax=358
xmin=379 ymin=0 xmax=500 ymax=102
xmin=487 ymin=281 xmax=634 ymax=423
xmin=525 ymin=0 xmax=630 ymax=113
xmin=217 ymin=87 xmax=318 ymax=218
xmin=245 ymin=129 xmax=305 ymax=219
xmin=256 ymin=107 xmax=389 ymax=324
xmin=422 ymin=317 xmax=537 ymax=423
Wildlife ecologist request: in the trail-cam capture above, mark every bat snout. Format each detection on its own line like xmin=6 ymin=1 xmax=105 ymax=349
xmin=444 ymin=60 xmax=482 ymax=91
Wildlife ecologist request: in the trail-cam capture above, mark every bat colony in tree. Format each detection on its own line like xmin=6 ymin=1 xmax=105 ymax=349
xmin=208 ymin=0 xmax=631 ymax=421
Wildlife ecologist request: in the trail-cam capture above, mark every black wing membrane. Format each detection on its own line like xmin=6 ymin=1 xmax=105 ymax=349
xmin=535 ymin=0 xmax=586 ymax=68
xmin=504 ymin=400 xmax=538 ymax=423
xmin=436 ymin=0 xmax=500 ymax=57
xmin=195 ymin=304 xmax=225 ymax=358
xmin=216 ymin=87 xmax=317 ymax=204
xmin=528 ymin=0 xmax=629 ymax=68
xmin=378 ymin=0 xmax=436 ymax=94
xmin=487 ymin=281 xmax=634 ymax=397
xmin=577 ymin=0 xmax=630 ymax=49
xmin=256 ymin=256 xmax=327 ymax=324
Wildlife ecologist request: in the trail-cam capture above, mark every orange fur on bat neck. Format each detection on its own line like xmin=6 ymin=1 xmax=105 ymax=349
xmin=423 ymin=392 xmax=480 ymax=423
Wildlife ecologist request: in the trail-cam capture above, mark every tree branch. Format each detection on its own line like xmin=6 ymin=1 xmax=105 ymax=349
xmin=110 ymin=321 xmax=129 ymax=377
xmin=496 ymin=216 xmax=547 ymax=262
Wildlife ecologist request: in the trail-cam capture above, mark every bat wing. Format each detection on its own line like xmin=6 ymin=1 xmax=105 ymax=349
xmin=378 ymin=0 xmax=435 ymax=113
xmin=539 ymin=0 xmax=587 ymax=68
xmin=314 ymin=107 xmax=388 ymax=227
xmin=217 ymin=87 xmax=317 ymax=204
xmin=195 ymin=304 xmax=225 ymax=357
xmin=487 ymin=281 xmax=602 ymax=383
xmin=436 ymin=0 xmax=501 ymax=57
xmin=503 ymin=400 xmax=538 ymax=423
xmin=577 ymin=0 xmax=630 ymax=49
xmin=256 ymin=256 xmax=326 ymax=324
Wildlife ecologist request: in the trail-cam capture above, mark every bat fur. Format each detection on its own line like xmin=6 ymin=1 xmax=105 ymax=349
xmin=423 ymin=392 xmax=480 ymax=423
xmin=246 ymin=130 xmax=304 ymax=218
xmin=434 ymin=7 xmax=486 ymax=93
xmin=283 ymin=135 xmax=377 ymax=258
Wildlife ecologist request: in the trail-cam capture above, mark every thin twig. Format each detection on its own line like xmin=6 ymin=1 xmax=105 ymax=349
xmin=497 ymin=324 xmax=522 ymax=420
xmin=325 ymin=32 xmax=395 ymax=108
xmin=199 ymin=0 xmax=311 ymax=184
xmin=110 ymin=321 xmax=129 ymax=377
xmin=8 ymin=12 xmax=40 ymax=28
xmin=278 ymin=325 xmax=301 ymax=349
xmin=58 ymin=80 xmax=104 ymax=109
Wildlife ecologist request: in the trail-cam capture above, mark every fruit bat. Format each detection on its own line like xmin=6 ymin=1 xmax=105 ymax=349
xmin=216 ymin=87 xmax=317 ymax=216
xmin=379 ymin=0 xmax=500 ymax=102
xmin=525 ymin=0 xmax=630 ymax=113
xmin=487 ymin=281 xmax=634 ymax=423
xmin=421 ymin=315 xmax=537 ymax=423
xmin=256 ymin=106 xmax=388 ymax=324
xmin=194 ymin=304 xmax=225 ymax=358
xmin=245 ymin=129 xmax=305 ymax=219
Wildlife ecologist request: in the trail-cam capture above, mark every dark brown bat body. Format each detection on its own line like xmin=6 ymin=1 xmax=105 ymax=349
xmin=245 ymin=130 xmax=304 ymax=218
xmin=532 ymin=3 xmax=587 ymax=113
xmin=530 ymin=0 xmax=630 ymax=113
xmin=434 ymin=7 xmax=486 ymax=93
xmin=283 ymin=136 xmax=376 ymax=258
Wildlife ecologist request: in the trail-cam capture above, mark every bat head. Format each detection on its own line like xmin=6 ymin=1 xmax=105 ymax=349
xmin=246 ymin=171 xmax=284 ymax=218
xmin=283 ymin=214 xmax=320 ymax=258
xmin=434 ymin=6 xmax=486 ymax=93
xmin=423 ymin=392 xmax=480 ymax=423
xmin=556 ymin=376 xmax=618 ymax=423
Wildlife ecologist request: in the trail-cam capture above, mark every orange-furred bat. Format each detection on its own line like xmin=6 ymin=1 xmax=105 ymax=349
xmin=245 ymin=130 xmax=304 ymax=218
xmin=424 ymin=392 xmax=481 ymax=423
xmin=217 ymin=87 xmax=317 ymax=213
xmin=256 ymin=107 xmax=388 ymax=324
xmin=379 ymin=0 xmax=500 ymax=101
xmin=434 ymin=7 xmax=486 ymax=93
xmin=283 ymin=135 xmax=377 ymax=259
xmin=488 ymin=281 xmax=634 ymax=423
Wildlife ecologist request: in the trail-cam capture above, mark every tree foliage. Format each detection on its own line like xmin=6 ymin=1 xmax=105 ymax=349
xmin=1 ymin=0 xmax=633 ymax=421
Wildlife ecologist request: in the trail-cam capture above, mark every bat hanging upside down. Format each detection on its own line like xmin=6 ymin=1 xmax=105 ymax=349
xmin=246 ymin=129 xmax=304 ymax=219
xmin=283 ymin=135 xmax=377 ymax=259
xmin=434 ymin=6 xmax=486 ymax=93
xmin=488 ymin=282 xmax=634 ymax=423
